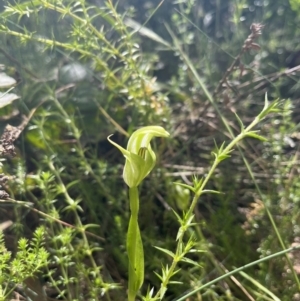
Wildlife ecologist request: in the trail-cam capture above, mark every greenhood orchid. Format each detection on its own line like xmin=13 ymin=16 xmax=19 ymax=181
xmin=108 ymin=126 xmax=170 ymax=188
xmin=108 ymin=126 xmax=169 ymax=301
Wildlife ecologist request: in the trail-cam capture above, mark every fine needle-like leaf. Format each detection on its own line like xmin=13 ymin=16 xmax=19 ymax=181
xmin=154 ymin=246 xmax=175 ymax=258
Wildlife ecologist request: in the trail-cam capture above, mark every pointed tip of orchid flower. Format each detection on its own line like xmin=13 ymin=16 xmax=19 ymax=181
xmin=107 ymin=134 xmax=129 ymax=156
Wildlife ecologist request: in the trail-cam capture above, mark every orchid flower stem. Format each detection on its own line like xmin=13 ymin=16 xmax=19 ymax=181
xmin=127 ymin=186 xmax=144 ymax=301
xmin=108 ymin=126 xmax=169 ymax=300
xmin=129 ymin=186 xmax=139 ymax=218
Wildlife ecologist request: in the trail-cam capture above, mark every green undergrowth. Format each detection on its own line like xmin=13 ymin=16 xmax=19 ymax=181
xmin=0 ymin=0 xmax=300 ymax=300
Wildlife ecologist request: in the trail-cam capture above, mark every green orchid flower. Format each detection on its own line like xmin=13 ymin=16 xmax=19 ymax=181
xmin=108 ymin=126 xmax=169 ymax=301
xmin=108 ymin=126 xmax=170 ymax=188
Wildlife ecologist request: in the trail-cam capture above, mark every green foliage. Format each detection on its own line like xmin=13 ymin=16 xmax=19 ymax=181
xmin=0 ymin=227 xmax=48 ymax=301
xmin=0 ymin=0 xmax=300 ymax=300
xmin=290 ymin=0 xmax=300 ymax=12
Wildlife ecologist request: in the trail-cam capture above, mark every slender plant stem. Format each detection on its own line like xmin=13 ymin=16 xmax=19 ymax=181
xmin=155 ymin=115 xmax=266 ymax=299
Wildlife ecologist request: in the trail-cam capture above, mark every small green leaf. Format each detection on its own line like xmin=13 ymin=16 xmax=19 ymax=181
xmin=127 ymin=187 xmax=145 ymax=301
xmin=218 ymin=141 xmax=226 ymax=153
xmin=66 ymin=180 xmax=80 ymax=189
xmin=154 ymin=271 xmax=163 ymax=281
xmin=176 ymin=227 xmax=185 ymax=241
xmin=262 ymin=93 xmax=269 ymax=112
xmin=188 ymin=248 xmax=207 ymax=253
xmin=184 ymin=214 xmax=195 ymax=226
xmin=171 ymin=268 xmax=181 ymax=277
xmin=127 ymin=215 xmax=144 ymax=301
xmin=218 ymin=154 xmax=231 ymax=162
xmin=180 ymin=257 xmax=202 ymax=267
xmin=173 ymin=182 xmax=195 ymax=193
xmin=193 ymin=177 xmax=204 ymax=192
xmin=154 ymin=246 xmax=175 ymax=258
xmin=201 ymin=189 xmax=222 ymax=195
xmin=143 ymin=286 xmax=158 ymax=301
xmin=171 ymin=208 xmax=184 ymax=224
xmin=234 ymin=112 xmax=245 ymax=132
xmin=258 ymin=95 xmax=281 ymax=120
xmin=169 ymin=281 xmax=183 ymax=285
xmin=245 ymin=132 xmax=268 ymax=141
xmin=211 ymin=151 xmax=218 ymax=159
xmin=81 ymin=223 xmax=101 ymax=230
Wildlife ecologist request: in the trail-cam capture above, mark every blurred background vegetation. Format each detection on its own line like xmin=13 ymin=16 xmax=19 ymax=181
xmin=1 ymin=0 xmax=300 ymax=300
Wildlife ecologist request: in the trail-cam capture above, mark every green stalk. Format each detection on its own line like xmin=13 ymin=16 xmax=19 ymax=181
xmin=127 ymin=186 xmax=144 ymax=301
xmin=154 ymin=112 xmax=271 ymax=300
